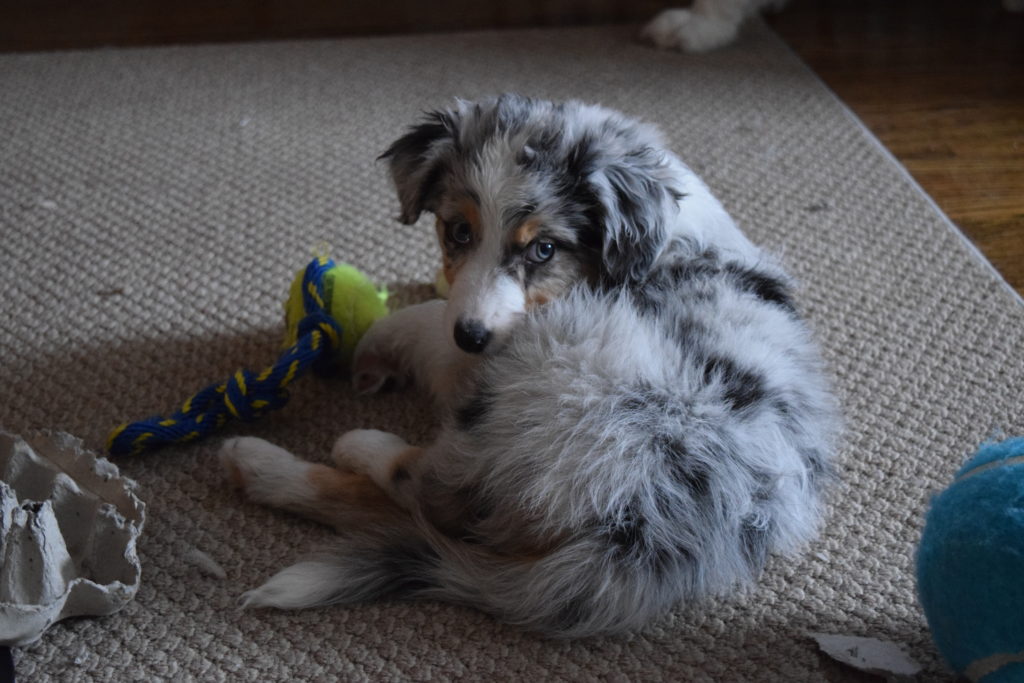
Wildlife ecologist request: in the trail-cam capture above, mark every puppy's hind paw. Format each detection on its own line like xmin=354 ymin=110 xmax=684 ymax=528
xmin=220 ymin=436 xmax=285 ymax=489
xmin=218 ymin=436 xmax=308 ymax=505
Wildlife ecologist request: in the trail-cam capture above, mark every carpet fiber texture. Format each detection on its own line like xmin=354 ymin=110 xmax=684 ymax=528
xmin=2 ymin=22 xmax=1022 ymax=681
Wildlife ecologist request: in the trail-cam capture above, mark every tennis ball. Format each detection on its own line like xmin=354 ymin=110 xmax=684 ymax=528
xmin=917 ymin=436 xmax=1024 ymax=682
xmin=283 ymin=261 xmax=389 ymax=364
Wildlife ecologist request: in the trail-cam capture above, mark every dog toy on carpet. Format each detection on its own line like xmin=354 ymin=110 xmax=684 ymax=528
xmin=917 ymin=436 xmax=1024 ymax=682
xmin=106 ymin=255 xmax=389 ymax=456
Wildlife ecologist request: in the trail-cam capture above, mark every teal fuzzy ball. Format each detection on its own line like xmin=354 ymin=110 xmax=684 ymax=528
xmin=917 ymin=436 xmax=1024 ymax=682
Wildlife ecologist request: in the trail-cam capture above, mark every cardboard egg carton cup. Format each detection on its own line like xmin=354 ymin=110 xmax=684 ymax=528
xmin=0 ymin=431 xmax=145 ymax=647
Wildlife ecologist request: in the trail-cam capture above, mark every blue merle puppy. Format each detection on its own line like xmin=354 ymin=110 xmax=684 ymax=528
xmin=219 ymin=94 xmax=838 ymax=638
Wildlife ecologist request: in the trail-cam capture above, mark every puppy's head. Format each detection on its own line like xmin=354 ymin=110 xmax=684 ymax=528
xmin=381 ymin=94 xmax=683 ymax=353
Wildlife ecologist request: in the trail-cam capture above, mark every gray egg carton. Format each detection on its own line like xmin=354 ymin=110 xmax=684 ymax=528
xmin=0 ymin=431 xmax=145 ymax=646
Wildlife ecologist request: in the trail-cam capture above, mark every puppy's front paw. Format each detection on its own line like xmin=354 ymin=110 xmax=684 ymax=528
xmin=219 ymin=437 xmax=307 ymax=505
xmin=350 ymin=350 xmax=405 ymax=395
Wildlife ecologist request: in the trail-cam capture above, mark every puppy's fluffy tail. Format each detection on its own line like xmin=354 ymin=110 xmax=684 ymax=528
xmin=240 ymin=513 xmax=664 ymax=638
xmin=239 ymin=523 xmax=439 ymax=611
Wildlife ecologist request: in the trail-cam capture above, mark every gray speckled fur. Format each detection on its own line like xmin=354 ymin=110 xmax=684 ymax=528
xmin=417 ymin=239 xmax=836 ymax=636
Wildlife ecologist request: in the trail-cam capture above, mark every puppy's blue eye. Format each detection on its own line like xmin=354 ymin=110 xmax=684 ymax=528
xmin=447 ymin=222 xmax=472 ymax=245
xmin=527 ymin=240 xmax=555 ymax=264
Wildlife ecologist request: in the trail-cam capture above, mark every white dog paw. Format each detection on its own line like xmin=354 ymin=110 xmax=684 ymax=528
xmin=642 ymin=8 xmax=739 ymax=53
xmin=351 ymin=323 xmax=408 ymax=395
xmin=219 ymin=437 xmax=306 ymax=503
xmin=331 ymin=429 xmax=409 ymax=477
xmin=350 ymin=350 xmax=405 ymax=395
xmin=641 ymin=9 xmax=692 ymax=49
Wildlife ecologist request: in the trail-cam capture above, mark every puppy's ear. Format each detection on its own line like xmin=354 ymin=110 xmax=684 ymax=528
xmin=587 ymin=146 xmax=682 ymax=284
xmin=379 ymin=110 xmax=458 ymax=224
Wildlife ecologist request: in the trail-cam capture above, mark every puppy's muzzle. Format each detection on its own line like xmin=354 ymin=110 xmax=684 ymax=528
xmin=454 ymin=318 xmax=491 ymax=353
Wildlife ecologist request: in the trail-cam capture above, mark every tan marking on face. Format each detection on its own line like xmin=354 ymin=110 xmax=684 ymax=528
xmin=434 ymin=215 xmax=445 ymax=243
xmin=523 ymin=253 xmax=602 ymax=311
xmin=308 ymin=465 xmax=397 ymax=511
xmin=458 ymin=198 xmax=482 ymax=241
xmin=435 ymin=216 xmax=458 ymax=285
xmin=512 ymin=218 xmax=541 ymax=248
xmin=525 ymin=287 xmax=553 ymax=310
xmin=434 ymin=198 xmax=483 ymax=286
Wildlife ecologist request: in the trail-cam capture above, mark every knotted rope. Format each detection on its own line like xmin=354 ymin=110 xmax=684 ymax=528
xmin=107 ymin=257 xmax=343 ymax=456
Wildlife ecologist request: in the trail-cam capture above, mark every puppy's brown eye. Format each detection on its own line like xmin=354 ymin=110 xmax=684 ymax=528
xmin=447 ymin=221 xmax=472 ymax=245
xmin=526 ymin=240 xmax=555 ymax=264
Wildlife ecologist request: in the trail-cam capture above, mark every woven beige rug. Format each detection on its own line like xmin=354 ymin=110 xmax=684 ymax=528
xmin=2 ymin=21 xmax=1022 ymax=681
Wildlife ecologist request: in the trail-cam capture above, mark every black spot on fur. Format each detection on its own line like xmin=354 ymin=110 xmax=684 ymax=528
xmin=456 ymin=389 xmax=493 ymax=431
xmin=532 ymin=127 xmax=563 ymax=155
xmin=502 ymin=203 xmax=536 ymax=228
xmin=519 ymin=129 xmax=564 ymax=171
xmin=413 ymin=161 xmax=448 ymax=218
xmin=568 ymin=200 xmax=605 ymax=255
xmin=566 ymin=134 xmax=596 ymax=177
xmin=597 ymin=161 xmax=671 ymax=283
xmin=630 ymin=247 xmax=721 ymax=308
xmin=657 ymin=437 xmax=711 ymax=501
xmin=606 ymin=501 xmax=645 ymax=552
xmin=703 ymin=355 xmax=766 ymax=413
xmin=771 ymin=398 xmax=791 ymax=417
xmin=678 ymin=464 xmax=711 ymax=500
xmin=630 ymin=287 xmax=661 ymax=316
xmin=723 ymin=263 xmax=796 ymax=312
xmin=609 ymin=169 xmax=642 ymax=226
xmin=491 ymin=93 xmax=530 ymax=136
xmin=670 ymin=315 xmax=706 ymax=351
xmin=749 ymin=470 xmax=773 ymax=503
xmin=725 ymin=378 xmax=765 ymax=413
xmin=342 ymin=539 xmax=439 ymax=602
xmin=620 ymin=394 xmax=645 ymax=412
xmin=380 ymin=111 xmax=457 ymax=223
xmin=561 ymin=141 xmax=602 ymax=222
xmin=601 ymin=498 xmax=693 ymax=577
xmin=636 ymin=243 xmax=796 ymax=318
xmin=392 ymin=467 xmax=410 ymax=483
xmin=662 ymin=250 xmax=721 ymax=285
xmin=551 ymin=172 xmax=604 ymax=273
xmin=374 ymin=541 xmax=440 ymax=598
xmin=378 ymin=114 xmax=450 ymax=163
xmin=651 ymin=438 xmax=716 ymax=511
xmin=620 ymin=383 xmax=671 ymax=414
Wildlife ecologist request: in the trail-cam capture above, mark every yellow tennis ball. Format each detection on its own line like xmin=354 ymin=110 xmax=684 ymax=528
xmin=282 ymin=262 xmax=389 ymax=364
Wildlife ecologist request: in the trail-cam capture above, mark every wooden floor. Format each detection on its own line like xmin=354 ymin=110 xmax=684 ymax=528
xmin=769 ymin=0 xmax=1024 ymax=296
xmin=2 ymin=0 xmax=1021 ymax=295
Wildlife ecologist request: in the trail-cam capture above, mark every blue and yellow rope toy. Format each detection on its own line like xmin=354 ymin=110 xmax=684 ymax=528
xmin=107 ymin=256 xmax=389 ymax=456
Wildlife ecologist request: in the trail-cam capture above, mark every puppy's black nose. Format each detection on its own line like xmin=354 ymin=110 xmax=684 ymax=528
xmin=454 ymin=318 xmax=491 ymax=353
